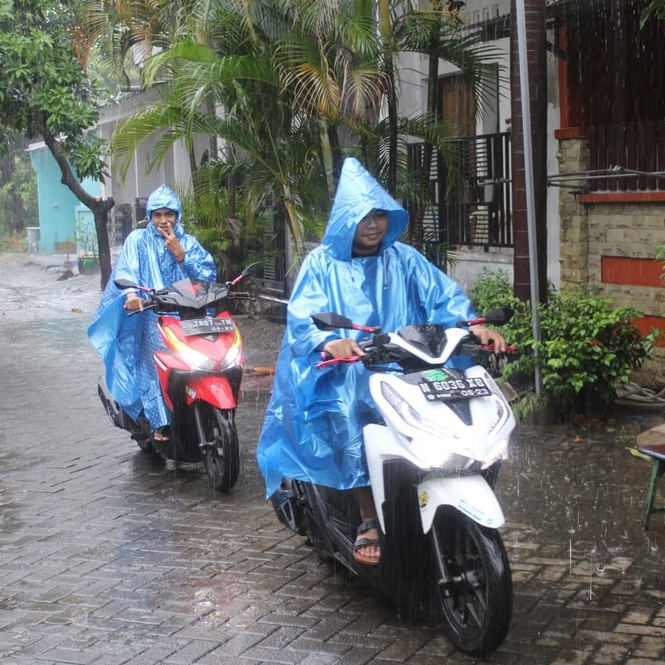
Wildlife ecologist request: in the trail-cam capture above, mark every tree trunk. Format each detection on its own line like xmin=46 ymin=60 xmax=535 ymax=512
xmin=43 ymin=133 xmax=115 ymax=289
xmin=281 ymin=186 xmax=307 ymax=267
xmin=92 ymin=205 xmax=113 ymax=290
xmin=319 ymin=118 xmax=336 ymax=201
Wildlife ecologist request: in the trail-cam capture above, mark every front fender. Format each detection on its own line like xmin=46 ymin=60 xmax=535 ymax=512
xmin=418 ymin=475 xmax=505 ymax=533
xmin=185 ymin=375 xmax=236 ymax=409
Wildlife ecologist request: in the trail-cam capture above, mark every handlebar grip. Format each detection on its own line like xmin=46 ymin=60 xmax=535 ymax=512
xmin=320 ymin=350 xmax=333 ymax=361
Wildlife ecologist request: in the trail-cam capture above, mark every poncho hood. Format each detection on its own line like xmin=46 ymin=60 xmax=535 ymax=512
xmin=146 ymin=184 xmax=184 ymax=232
xmin=322 ymin=158 xmax=408 ymax=260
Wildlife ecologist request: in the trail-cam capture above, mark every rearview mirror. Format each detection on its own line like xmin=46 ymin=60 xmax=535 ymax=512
xmin=482 ymin=308 xmax=514 ymax=326
xmin=114 ymin=279 xmax=138 ymax=290
xmin=242 ymin=262 xmax=263 ymax=279
xmin=311 ymin=312 xmax=354 ymax=331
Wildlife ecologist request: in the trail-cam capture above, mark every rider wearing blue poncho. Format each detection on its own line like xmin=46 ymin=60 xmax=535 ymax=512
xmin=88 ymin=185 xmax=216 ymax=440
xmin=256 ymin=158 xmax=505 ymax=566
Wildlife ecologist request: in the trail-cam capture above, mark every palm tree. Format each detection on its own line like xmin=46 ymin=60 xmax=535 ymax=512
xmin=272 ymin=0 xmax=502 ymax=235
xmin=86 ymin=0 xmax=501 ymax=268
xmin=273 ymin=0 xmax=389 ymax=194
xmin=111 ymin=34 xmax=330 ymax=266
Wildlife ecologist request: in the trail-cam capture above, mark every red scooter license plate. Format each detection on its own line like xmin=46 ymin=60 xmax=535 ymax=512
xmin=418 ymin=376 xmax=492 ymax=401
xmin=180 ymin=318 xmax=235 ymax=336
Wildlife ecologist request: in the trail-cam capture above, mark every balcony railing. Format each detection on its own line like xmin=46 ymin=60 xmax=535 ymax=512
xmin=407 ymin=132 xmax=513 ymax=256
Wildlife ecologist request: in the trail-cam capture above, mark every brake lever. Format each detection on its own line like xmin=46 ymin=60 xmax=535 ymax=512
xmin=127 ymin=302 xmax=156 ymax=316
xmin=316 ymin=356 xmax=363 ymax=369
xmin=485 ymin=343 xmax=518 ymax=353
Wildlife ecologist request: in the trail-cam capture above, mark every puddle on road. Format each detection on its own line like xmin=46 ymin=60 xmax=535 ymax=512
xmin=0 ymin=317 xmax=91 ymax=353
xmin=497 ymin=417 xmax=665 ymax=591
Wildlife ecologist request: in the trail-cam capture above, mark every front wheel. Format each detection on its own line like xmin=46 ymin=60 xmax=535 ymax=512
xmin=430 ymin=508 xmax=512 ymax=657
xmin=199 ymin=406 xmax=240 ymax=492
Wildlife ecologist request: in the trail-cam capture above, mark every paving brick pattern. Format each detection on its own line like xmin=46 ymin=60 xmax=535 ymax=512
xmin=2 ymin=259 xmax=665 ymax=664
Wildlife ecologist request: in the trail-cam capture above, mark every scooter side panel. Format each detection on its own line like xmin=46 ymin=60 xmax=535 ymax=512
xmin=417 ymin=475 xmax=505 ymax=532
xmin=154 ymin=351 xmax=190 ymax=410
xmin=363 ymin=423 xmax=425 ymax=534
xmin=97 ymin=375 xmax=130 ymax=429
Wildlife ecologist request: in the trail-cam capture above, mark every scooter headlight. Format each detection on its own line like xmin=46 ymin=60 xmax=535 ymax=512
xmin=379 ymin=380 xmax=509 ymax=471
xmin=380 ymin=381 xmax=439 ymax=435
xmin=219 ymin=331 xmax=242 ymax=370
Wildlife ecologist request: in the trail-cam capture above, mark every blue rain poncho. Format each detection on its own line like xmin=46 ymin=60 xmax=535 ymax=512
xmin=88 ymin=185 xmax=216 ymax=431
xmin=256 ymin=158 xmax=478 ymax=498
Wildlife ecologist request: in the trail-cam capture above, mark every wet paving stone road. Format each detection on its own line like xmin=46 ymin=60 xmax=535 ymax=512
xmin=2 ymin=253 xmax=665 ymax=665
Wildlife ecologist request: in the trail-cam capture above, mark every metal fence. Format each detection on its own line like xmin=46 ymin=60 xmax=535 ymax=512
xmin=587 ymin=120 xmax=665 ymax=192
xmin=407 ymin=132 xmax=513 ymax=254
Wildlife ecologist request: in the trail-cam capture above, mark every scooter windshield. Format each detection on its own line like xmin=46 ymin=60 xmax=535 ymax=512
xmin=154 ymin=279 xmax=229 ymax=311
xmin=397 ymin=323 xmax=447 ymax=357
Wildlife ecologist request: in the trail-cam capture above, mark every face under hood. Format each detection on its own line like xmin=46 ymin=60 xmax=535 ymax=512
xmin=146 ymin=185 xmax=183 ymax=229
xmin=322 ymin=158 xmax=409 ymax=261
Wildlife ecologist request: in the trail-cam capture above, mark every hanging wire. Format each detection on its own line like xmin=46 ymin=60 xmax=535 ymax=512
xmin=547 ymin=166 xmax=665 ymax=191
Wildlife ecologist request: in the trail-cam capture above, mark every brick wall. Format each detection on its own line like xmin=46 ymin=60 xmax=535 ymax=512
xmin=558 ymin=136 xmax=665 ymax=386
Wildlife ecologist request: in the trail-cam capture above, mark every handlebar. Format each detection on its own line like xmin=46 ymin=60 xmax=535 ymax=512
xmin=316 ymin=334 xmax=516 ymax=370
xmin=312 ymin=309 xmax=515 ymax=372
xmin=122 ymin=284 xmax=256 ymax=317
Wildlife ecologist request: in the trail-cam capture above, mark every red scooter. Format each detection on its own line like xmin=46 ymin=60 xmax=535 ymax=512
xmin=97 ymin=263 xmax=261 ymax=492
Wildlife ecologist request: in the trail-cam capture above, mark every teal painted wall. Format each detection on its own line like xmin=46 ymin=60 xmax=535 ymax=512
xmin=29 ymin=146 xmax=101 ymax=253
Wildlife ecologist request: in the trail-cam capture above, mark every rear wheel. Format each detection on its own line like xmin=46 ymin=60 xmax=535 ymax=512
xmin=200 ymin=406 xmax=240 ymax=492
xmin=430 ymin=508 xmax=512 ymax=656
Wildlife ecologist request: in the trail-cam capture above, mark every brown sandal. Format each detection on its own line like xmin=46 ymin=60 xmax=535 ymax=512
xmin=353 ymin=519 xmax=381 ymax=566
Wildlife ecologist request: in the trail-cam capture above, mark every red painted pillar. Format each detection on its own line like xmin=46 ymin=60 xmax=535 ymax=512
xmin=511 ymin=0 xmax=548 ymax=303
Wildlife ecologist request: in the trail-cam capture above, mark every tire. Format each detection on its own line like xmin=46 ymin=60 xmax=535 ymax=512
xmin=430 ymin=508 xmax=512 ymax=657
xmin=200 ymin=406 xmax=240 ymax=492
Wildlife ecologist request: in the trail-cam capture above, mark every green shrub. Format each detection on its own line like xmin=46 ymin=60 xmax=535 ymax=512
xmin=0 ymin=233 xmax=27 ymax=253
xmin=468 ymin=268 xmax=657 ymax=420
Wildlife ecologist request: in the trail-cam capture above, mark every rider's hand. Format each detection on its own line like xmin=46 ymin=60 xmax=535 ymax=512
xmin=159 ymin=226 xmax=186 ymax=263
xmin=124 ymin=292 xmax=144 ymax=312
xmin=470 ymin=325 xmax=507 ymax=353
xmin=323 ymin=338 xmax=365 ymax=359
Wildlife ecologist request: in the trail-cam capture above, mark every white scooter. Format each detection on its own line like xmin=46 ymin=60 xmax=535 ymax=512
xmin=271 ymin=309 xmax=515 ymax=656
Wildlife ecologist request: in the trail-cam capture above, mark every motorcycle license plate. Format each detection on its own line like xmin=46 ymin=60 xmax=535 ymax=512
xmin=180 ymin=318 xmax=235 ymax=336
xmin=418 ymin=376 xmax=492 ymax=401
